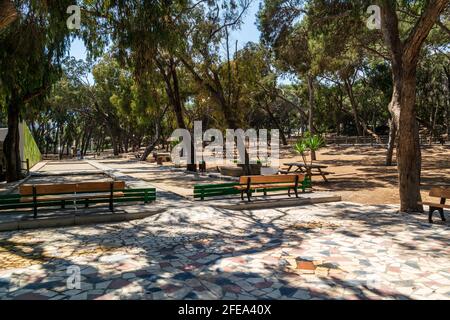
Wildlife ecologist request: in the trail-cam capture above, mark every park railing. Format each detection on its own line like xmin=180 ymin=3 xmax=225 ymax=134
xmin=323 ymin=135 xmax=448 ymax=146
xmin=325 ymin=135 xmax=389 ymax=146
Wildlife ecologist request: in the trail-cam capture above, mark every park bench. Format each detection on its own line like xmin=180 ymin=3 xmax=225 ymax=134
xmin=235 ymin=174 xmax=306 ymax=202
xmin=419 ymin=186 xmax=449 ymax=223
xmin=0 ymin=181 xmax=156 ymax=218
xmin=193 ymin=176 xmax=311 ymax=201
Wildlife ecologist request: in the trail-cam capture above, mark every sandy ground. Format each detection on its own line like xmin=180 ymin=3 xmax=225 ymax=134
xmin=1 ymin=145 xmax=448 ymax=206
xmin=277 ymin=145 xmax=450 ymax=205
xmin=105 ymin=144 xmax=450 ymax=205
xmin=139 ymin=144 xmax=449 ymax=205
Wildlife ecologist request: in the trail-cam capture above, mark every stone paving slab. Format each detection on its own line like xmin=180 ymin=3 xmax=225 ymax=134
xmin=0 ymin=200 xmax=448 ymax=300
xmin=0 ymin=159 xmax=448 ymax=300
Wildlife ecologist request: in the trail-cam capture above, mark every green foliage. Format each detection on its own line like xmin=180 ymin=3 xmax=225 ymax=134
xmin=294 ymin=140 xmax=308 ymax=165
xmin=304 ymin=134 xmax=325 ymax=152
xmin=3 ymin=0 xmax=449 ymax=174
xmin=22 ymin=123 xmax=41 ymax=169
xmin=294 ymin=132 xmax=325 ymax=164
xmin=0 ymin=1 xmax=74 ymax=101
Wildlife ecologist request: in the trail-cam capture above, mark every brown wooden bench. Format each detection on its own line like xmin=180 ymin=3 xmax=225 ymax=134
xmin=234 ymin=174 xmax=306 ymax=202
xmin=20 ymin=181 xmax=126 ymax=218
xmin=419 ymin=187 xmax=449 ymax=223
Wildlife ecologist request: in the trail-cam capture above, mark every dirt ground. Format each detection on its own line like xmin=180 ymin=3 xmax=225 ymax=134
xmin=151 ymin=144 xmax=449 ymax=205
xmin=278 ymin=145 xmax=450 ymax=205
xmin=2 ymin=145 xmax=446 ymax=206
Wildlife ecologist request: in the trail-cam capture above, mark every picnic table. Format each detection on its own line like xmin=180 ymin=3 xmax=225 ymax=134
xmin=283 ymin=162 xmax=332 ymax=182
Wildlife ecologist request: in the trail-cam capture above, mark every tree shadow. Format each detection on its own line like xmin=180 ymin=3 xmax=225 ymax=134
xmin=2 ymin=199 xmax=443 ymax=300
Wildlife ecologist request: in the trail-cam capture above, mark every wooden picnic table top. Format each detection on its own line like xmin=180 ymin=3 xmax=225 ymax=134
xmin=284 ymin=162 xmax=328 ymax=169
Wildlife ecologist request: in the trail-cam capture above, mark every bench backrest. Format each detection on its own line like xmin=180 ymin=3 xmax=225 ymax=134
xmin=76 ymin=181 xmax=125 ymax=193
xmin=20 ymin=181 xmax=126 ymax=196
xmin=239 ymin=174 xmax=305 ymax=185
xmin=20 ymin=184 xmax=77 ymax=195
xmin=429 ymin=186 xmax=450 ymax=199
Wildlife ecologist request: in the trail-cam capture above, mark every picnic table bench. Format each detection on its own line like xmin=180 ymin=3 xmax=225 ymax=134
xmin=282 ymin=162 xmax=333 ymax=182
xmin=419 ymin=186 xmax=449 ymax=223
xmin=0 ymin=181 xmax=156 ymax=218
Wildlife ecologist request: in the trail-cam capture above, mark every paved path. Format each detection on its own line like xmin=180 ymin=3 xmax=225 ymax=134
xmin=0 ymin=199 xmax=448 ymax=300
xmin=0 ymin=159 xmax=448 ymax=300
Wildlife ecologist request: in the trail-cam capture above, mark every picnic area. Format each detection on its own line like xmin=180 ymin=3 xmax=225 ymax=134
xmin=0 ymin=0 xmax=449 ymax=302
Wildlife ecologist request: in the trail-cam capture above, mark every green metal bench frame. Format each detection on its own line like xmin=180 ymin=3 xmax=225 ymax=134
xmin=194 ymin=177 xmax=312 ymax=201
xmin=0 ymin=187 xmax=156 ymax=218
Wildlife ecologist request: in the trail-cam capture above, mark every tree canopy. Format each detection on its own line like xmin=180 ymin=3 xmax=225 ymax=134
xmin=0 ymin=0 xmax=449 ymax=212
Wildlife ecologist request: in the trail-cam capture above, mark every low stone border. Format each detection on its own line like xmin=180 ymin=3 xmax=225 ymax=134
xmin=0 ymin=208 xmax=164 ymax=232
xmin=214 ymin=195 xmax=342 ymax=211
xmin=0 ymin=175 xmax=33 ymax=195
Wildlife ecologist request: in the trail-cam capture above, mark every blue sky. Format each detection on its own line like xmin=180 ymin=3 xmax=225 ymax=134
xmin=70 ymin=0 xmax=262 ymax=67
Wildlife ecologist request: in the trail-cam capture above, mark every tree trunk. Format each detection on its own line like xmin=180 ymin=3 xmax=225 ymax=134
xmin=344 ymin=78 xmax=363 ymax=136
xmin=386 ymin=118 xmax=397 ymax=166
xmin=307 ymin=74 xmax=317 ymax=161
xmin=264 ymin=103 xmax=288 ymax=145
xmin=108 ymin=124 xmax=121 ymax=156
xmin=396 ymin=70 xmax=422 ymax=212
xmin=444 ymin=66 xmax=450 ymax=137
xmin=140 ymin=139 xmax=159 ymax=162
xmin=379 ymin=0 xmax=448 ymax=212
xmin=54 ymin=126 xmax=59 ymax=155
xmin=4 ymin=97 xmax=21 ymax=182
xmin=140 ymin=105 xmax=169 ymax=161
xmin=168 ymin=59 xmax=197 ymax=172
xmin=82 ymin=128 xmax=92 ymax=156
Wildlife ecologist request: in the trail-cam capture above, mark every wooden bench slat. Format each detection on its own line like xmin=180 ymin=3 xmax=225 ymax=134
xmin=234 ymin=183 xmax=296 ymax=190
xmin=20 ymin=184 xmax=77 ymax=195
xmin=20 ymin=182 xmax=127 ymax=196
xmin=419 ymin=202 xmax=450 ymax=209
xmin=20 ymin=192 xmax=125 ymax=203
xmin=239 ymin=174 xmax=305 ymax=184
xmin=76 ymin=182 xmax=126 ymax=193
xmin=236 ymin=174 xmax=307 ymax=201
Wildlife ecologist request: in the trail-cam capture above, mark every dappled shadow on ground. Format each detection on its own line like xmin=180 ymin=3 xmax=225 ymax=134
xmin=317 ymin=202 xmax=449 ymax=251
xmin=1 ymin=150 xmax=449 ymax=300
xmin=313 ymin=176 xmax=391 ymax=192
xmin=1 ymin=199 xmax=448 ymax=300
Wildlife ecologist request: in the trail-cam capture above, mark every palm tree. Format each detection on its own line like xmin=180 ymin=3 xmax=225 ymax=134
xmin=304 ymin=135 xmax=325 ymax=165
xmin=294 ymin=140 xmax=309 ymax=165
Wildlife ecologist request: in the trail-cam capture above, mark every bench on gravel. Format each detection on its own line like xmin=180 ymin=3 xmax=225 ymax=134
xmin=419 ymin=186 xmax=449 ymax=223
xmin=235 ymin=174 xmax=306 ymax=202
xmin=0 ymin=181 xmax=156 ymax=218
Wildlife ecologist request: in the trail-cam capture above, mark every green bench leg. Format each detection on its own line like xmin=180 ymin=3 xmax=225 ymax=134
xmin=109 ymin=183 xmax=114 ymax=212
xmin=33 ymin=186 xmax=38 ymax=219
xmin=144 ymin=190 xmax=148 ymax=204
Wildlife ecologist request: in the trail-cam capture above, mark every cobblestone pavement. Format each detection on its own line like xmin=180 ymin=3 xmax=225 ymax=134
xmin=0 ymin=199 xmax=448 ymax=300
